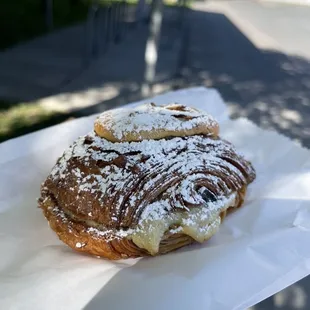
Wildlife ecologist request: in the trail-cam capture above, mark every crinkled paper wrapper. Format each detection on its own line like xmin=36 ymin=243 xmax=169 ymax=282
xmin=1 ymin=87 xmax=310 ymax=310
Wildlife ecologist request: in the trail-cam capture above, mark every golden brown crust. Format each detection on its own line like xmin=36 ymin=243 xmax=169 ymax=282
xmin=41 ymin=197 xmax=140 ymax=260
xmin=94 ymin=122 xmax=220 ymax=144
xmin=94 ymin=103 xmax=219 ymax=143
xmin=39 ymin=187 xmax=247 ymax=260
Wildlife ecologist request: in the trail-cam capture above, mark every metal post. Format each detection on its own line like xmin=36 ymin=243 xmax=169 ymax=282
xmin=135 ymin=0 xmax=147 ymax=25
xmin=84 ymin=4 xmax=99 ymax=65
xmin=45 ymin=0 xmax=54 ymax=31
xmin=102 ymin=6 xmax=110 ymax=53
xmin=94 ymin=6 xmax=103 ymax=57
xmin=114 ymin=2 xmax=121 ymax=43
xmin=142 ymin=0 xmax=164 ymax=96
xmin=122 ymin=0 xmax=129 ymax=36
xmin=111 ymin=3 xmax=117 ymax=42
xmin=106 ymin=6 xmax=113 ymax=45
xmin=176 ymin=0 xmax=189 ymax=76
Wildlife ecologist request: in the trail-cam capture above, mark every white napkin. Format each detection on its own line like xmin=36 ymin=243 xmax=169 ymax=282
xmin=1 ymin=87 xmax=310 ymax=310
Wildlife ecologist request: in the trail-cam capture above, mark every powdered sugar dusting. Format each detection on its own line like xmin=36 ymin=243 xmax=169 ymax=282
xmin=44 ymin=110 xmax=255 ymax=248
xmin=95 ymin=103 xmax=218 ymax=140
xmin=169 ymin=227 xmax=183 ymax=234
xmin=140 ymin=200 xmax=172 ymax=222
xmin=75 ymin=242 xmax=85 ymax=248
xmin=87 ymin=225 xmax=135 ymax=242
xmin=47 ymin=129 xmax=254 ymax=223
xmin=50 ymin=190 xmax=236 ymax=243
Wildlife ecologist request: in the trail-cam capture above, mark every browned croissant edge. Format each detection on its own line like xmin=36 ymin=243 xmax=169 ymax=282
xmin=39 ymin=186 xmax=246 ymax=260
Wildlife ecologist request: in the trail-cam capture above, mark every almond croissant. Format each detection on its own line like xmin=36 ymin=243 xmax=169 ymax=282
xmin=39 ymin=103 xmax=256 ymax=260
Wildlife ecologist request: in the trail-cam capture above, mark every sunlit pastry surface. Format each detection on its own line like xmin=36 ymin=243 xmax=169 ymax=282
xmin=39 ymin=103 xmax=256 ymax=260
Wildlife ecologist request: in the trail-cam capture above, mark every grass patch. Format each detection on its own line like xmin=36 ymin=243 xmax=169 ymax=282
xmin=0 ymin=101 xmax=73 ymax=143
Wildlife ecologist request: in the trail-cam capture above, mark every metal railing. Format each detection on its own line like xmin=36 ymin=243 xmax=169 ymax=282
xmin=43 ymin=0 xmax=189 ymax=92
xmin=84 ymin=1 xmax=130 ymax=64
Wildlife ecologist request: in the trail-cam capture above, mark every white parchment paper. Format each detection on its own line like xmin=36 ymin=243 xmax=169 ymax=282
xmin=1 ymin=87 xmax=310 ymax=310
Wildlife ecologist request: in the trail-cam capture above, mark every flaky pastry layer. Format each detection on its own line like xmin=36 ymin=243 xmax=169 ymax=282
xmin=40 ymin=187 xmax=246 ymax=260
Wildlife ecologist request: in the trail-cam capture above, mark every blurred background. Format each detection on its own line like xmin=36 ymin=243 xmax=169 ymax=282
xmin=0 ymin=0 xmax=310 ymax=308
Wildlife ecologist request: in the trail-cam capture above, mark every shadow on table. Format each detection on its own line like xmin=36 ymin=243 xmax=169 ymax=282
xmin=83 ymin=243 xmax=228 ymax=310
xmin=176 ymin=9 xmax=310 ymax=149
xmin=83 ymin=262 xmax=310 ymax=310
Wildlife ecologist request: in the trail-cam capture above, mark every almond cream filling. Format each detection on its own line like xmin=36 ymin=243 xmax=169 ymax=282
xmin=49 ymin=193 xmax=237 ymax=256
xmin=131 ymin=213 xmax=221 ymax=255
xmin=131 ymin=193 xmax=236 ymax=255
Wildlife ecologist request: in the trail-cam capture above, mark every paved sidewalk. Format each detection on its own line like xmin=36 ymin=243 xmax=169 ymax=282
xmin=0 ymin=24 xmax=85 ymax=101
xmin=0 ymin=5 xmax=183 ymax=103
xmin=41 ymin=10 xmax=183 ymax=113
xmin=184 ymin=1 xmax=310 ymax=149
xmin=1 ymin=1 xmax=309 ymax=150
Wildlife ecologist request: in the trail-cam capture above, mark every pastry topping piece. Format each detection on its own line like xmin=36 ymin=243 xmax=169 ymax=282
xmin=94 ymin=103 xmax=219 ymax=142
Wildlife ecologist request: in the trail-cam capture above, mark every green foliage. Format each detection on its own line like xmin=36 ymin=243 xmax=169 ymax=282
xmin=0 ymin=100 xmax=72 ymax=143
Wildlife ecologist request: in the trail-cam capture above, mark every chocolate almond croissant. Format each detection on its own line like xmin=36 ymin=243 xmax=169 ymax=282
xmin=39 ymin=103 xmax=256 ymax=260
